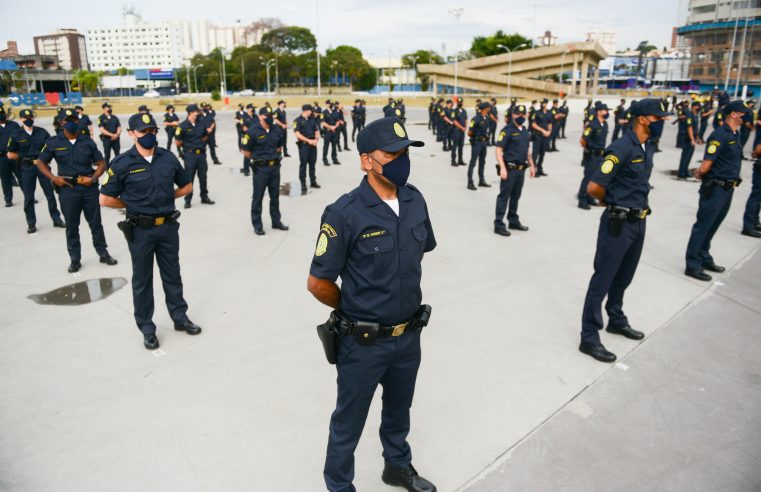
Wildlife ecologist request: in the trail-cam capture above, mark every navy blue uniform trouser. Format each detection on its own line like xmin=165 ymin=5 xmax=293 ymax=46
xmin=0 ymin=156 xmax=21 ymax=204
xmin=678 ymin=143 xmax=695 ymax=178
xmin=324 ymin=330 xmax=422 ymax=492
xmin=127 ymin=221 xmax=188 ymax=335
xmin=251 ymin=164 xmax=282 ymax=230
xmin=532 ymin=136 xmax=548 ymax=174
xmin=468 ymin=140 xmax=487 ymax=183
xmin=59 ymin=184 xmax=108 ymax=261
xmin=20 ymin=164 xmax=61 ymax=226
xmin=165 ymin=130 xmax=175 ymax=151
xmin=208 ymin=132 xmax=219 ymax=162
xmin=699 ymin=120 xmax=709 ymax=141
xmin=183 ymin=153 xmax=209 ymax=204
xmin=340 ymin=124 xmax=348 ymax=148
xmin=101 ymin=137 xmax=121 ymax=165
xmin=489 ymin=120 xmax=497 ymax=144
xmin=495 ymin=168 xmax=526 ymax=228
xmin=298 ymin=143 xmax=317 ymax=185
xmin=323 ymin=131 xmax=338 ymax=162
xmin=743 ymin=162 xmax=761 ymax=230
xmin=450 ymin=130 xmax=464 ymax=162
xmin=550 ymin=125 xmax=559 ymax=150
xmin=581 ymin=210 xmax=646 ymax=346
xmin=612 ymin=124 xmax=622 ymax=141
xmin=686 ymin=185 xmax=734 ymax=271
xmin=578 ymin=154 xmax=602 ymax=205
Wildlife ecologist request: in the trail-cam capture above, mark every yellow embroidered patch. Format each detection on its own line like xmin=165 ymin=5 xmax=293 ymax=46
xmin=129 ymin=168 xmax=146 ymax=174
xmin=707 ymin=144 xmax=717 ymax=154
xmin=584 ymin=128 xmax=591 ymax=136
xmin=361 ymin=229 xmax=386 ymax=239
xmin=102 ymin=171 xmax=110 ymax=186
xmin=321 ymin=223 xmax=337 ymax=238
xmin=395 ymin=109 xmax=401 ymax=116
xmin=315 ymin=232 xmax=328 ymax=257
xmin=601 ymin=159 xmax=615 ymax=174
xmin=498 ymin=131 xmax=506 ymax=140
xmin=107 ymin=168 xmax=114 ymax=176
xmin=142 ymin=114 xmax=151 ymax=124
xmin=393 ymin=123 xmax=406 ymax=138
xmin=241 ymin=135 xmax=250 ymax=145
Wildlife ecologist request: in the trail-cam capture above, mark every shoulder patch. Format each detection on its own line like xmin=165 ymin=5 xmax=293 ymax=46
xmin=321 ymin=223 xmax=338 ymax=238
xmin=601 ymin=158 xmax=615 ymax=174
xmin=315 ymin=233 xmax=328 ymax=257
xmin=583 ymin=128 xmax=591 ymax=136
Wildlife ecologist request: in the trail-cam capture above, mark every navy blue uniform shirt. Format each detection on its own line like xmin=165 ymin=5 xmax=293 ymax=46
xmin=100 ymin=146 xmax=191 ymax=216
xmin=496 ymin=121 xmax=530 ymax=163
xmin=0 ymin=120 xmax=20 ymax=154
xmin=531 ymin=110 xmax=553 ymax=133
xmin=241 ymin=121 xmax=283 ymax=160
xmin=293 ymin=115 xmax=319 ymax=139
xmin=76 ymin=114 xmax=92 ymax=137
xmin=275 ymin=108 xmax=287 ymax=124
xmin=582 ymin=118 xmax=609 ymax=150
xmin=174 ymin=119 xmax=209 ymax=151
xmin=590 ymin=128 xmax=654 ymax=209
xmin=322 ymin=108 xmax=339 ymax=126
xmin=163 ymin=113 xmax=179 ymax=132
xmin=7 ymin=126 xmax=51 ymax=159
xmin=310 ymin=177 xmax=436 ymax=326
xmin=97 ymin=113 xmax=121 ymax=136
xmin=703 ymin=125 xmax=742 ymax=181
xmin=470 ymin=113 xmax=489 ymax=138
xmin=455 ymin=107 xmax=468 ymax=128
xmin=38 ymin=134 xmax=104 ymax=176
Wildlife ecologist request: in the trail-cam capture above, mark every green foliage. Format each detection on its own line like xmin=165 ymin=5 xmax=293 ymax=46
xmin=401 ymin=50 xmax=444 ymax=68
xmin=261 ymin=26 xmax=317 ymax=54
xmin=324 ymin=45 xmax=374 ymax=87
xmin=211 ymin=89 xmax=221 ymax=101
xmin=470 ymin=30 xmax=532 ymax=57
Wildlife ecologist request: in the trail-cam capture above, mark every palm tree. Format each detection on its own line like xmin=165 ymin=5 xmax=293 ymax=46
xmin=635 ymin=41 xmax=657 ymax=79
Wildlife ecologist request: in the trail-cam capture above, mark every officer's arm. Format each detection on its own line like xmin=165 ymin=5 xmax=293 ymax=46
xmin=688 ymin=124 xmax=695 ymax=144
xmin=174 ymin=182 xmax=192 ymax=198
xmin=99 ymin=194 xmax=126 ymax=208
xmin=6 ymin=137 xmax=19 ymax=160
xmin=307 ymin=275 xmax=341 ymax=309
xmin=587 ymin=181 xmax=606 ymax=202
xmin=495 ymin=146 xmax=507 ymax=178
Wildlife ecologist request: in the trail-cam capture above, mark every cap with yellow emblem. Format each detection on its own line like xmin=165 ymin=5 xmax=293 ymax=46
xmin=128 ymin=112 xmax=158 ymax=131
xmin=356 ymin=117 xmax=424 ymax=155
xmin=57 ymin=108 xmax=78 ymax=122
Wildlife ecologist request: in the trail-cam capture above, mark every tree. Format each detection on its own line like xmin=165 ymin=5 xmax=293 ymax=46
xmin=324 ymin=45 xmax=373 ymax=87
xmin=470 ymin=30 xmax=532 ymax=57
xmin=635 ymin=40 xmax=657 ymax=78
xmin=401 ymin=50 xmax=444 ymax=91
xmin=261 ymin=26 xmax=316 ymax=54
xmin=243 ymin=18 xmax=284 ymax=45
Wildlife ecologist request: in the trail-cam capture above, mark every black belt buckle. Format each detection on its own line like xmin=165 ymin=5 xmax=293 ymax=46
xmin=354 ymin=321 xmax=380 ymax=346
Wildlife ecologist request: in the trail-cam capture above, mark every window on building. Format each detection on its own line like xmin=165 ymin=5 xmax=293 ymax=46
xmin=693 ymin=4 xmax=716 ymax=13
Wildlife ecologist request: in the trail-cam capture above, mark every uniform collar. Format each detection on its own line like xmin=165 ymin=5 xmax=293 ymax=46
xmin=624 ymin=127 xmax=642 ymax=147
xmin=358 ymin=175 xmax=413 ymax=207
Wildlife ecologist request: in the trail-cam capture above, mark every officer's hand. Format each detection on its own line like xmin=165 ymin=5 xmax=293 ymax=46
xmin=499 ymin=168 xmax=508 ymax=181
xmin=529 ymin=167 xmax=537 ymax=178
xmin=691 ymin=140 xmax=696 ymax=147
xmin=53 ymin=176 xmax=73 ymax=188
xmin=79 ymin=176 xmax=95 ymax=187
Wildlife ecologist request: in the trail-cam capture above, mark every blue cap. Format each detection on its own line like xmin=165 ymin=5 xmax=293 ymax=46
xmin=594 ymin=101 xmax=609 ymax=111
xmin=630 ymin=98 xmax=673 ymax=117
xmin=259 ymin=106 xmax=273 ymax=115
xmin=723 ymin=100 xmax=752 ymax=115
xmin=19 ymin=109 xmax=33 ymax=119
xmin=128 ymin=113 xmax=158 ymax=131
xmin=58 ymin=108 xmax=78 ymax=122
xmin=357 ymin=117 xmax=424 ymax=154
xmin=186 ymin=104 xmax=200 ymax=113
xmin=512 ymin=105 xmax=527 ymax=114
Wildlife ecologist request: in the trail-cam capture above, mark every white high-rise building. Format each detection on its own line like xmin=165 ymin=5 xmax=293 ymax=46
xmin=176 ymin=19 xmax=261 ymax=62
xmin=586 ymin=31 xmax=616 ymax=56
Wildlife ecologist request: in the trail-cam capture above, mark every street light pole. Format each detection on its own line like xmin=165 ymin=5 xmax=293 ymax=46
xmin=497 ymin=43 xmax=528 ymax=102
xmin=192 ymin=65 xmax=202 ymax=94
xmin=316 ymin=0 xmax=321 ymax=96
xmin=448 ymin=8 xmax=463 ymax=95
xmin=265 ymin=59 xmax=276 ymax=94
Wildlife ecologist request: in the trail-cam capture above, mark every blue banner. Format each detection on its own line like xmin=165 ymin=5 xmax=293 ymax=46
xmin=9 ymin=92 xmax=84 ymax=106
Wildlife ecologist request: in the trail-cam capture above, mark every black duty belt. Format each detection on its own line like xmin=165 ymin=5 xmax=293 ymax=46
xmin=21 ymin=158 xmax=37 ymax=166
xmin=61 ymin=174 xmax=95 ymax=186
xmin=339 ymin=319 xmax=412 ymax=338
xmin=507 ymin=162 xmax=528 ymax=171
xmin=253 ymin=159 xmax=280 ymax=167
xmin=126 ymin=211 xmax=180 ymax=228
xmin=606 ymin=205 xmax=651 ymax=220
xmin=704 ymin=178 xmax=742 ymax=190
xmin=186 ymin=148 xmax=205 ymax=155
xmin=587 ymin=149 xmax=604 ymax=156
xmin=475 ymin=136 xmax=489 ymax=142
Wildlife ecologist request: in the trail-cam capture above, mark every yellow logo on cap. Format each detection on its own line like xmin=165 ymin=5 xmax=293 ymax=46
xmin=660 ymin=101 xmax=666 ymax=112
xmin=142 ymin=114 xmax=151 ymax=124
xmin=65 ymin=110 xmax=72 ymax=116
xmin=393 ymin=123 xmax=406 ymax=138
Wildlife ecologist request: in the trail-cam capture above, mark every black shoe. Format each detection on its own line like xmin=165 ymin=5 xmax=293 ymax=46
xmin=451 ymin=161 xmax=458 ymax=167
xmin=494 ymin=228 xmax=511 ymax=237
xmin=478 ymin=181 xmax=492 ymax=188
xmin=755 ymin=224 xmax=761 ymax=232
xmin=685 ymin=268 xmax=712 ymax=281
xmin=344 ymin=147 xmax=351 ymax=151
xmin=99 ymin=254 xmax=117 ymax=266
xmin=467 ymin=182 xmax=477 ymax=191
xmin=201 ymin=197 xmax=215 ymax=205
xmin=578 ymin=202 xmax=591 ymax=210
xmin=579 ymin=342 xmax=617 ymax=363
xmin=588 ymin=198 xmax=601 ymax=207
xmin=323 ymin=160 xmax=331 ymax=166
xmin=53 ymin=219 xmax=66 ymax=228
xmin=310 ymin=182 xmax=321 ymax=189
xmin=254 ymin=228 xmax=266 ymax=236
xmin=703 ymin=262 xmax=725 ymax=273
xmin=272 ymin=223 xmax=289 ymax=231
xmin=67 ymin=260 xmax=81 ymax=273
xmin=284 ymin=153 xmax=291 ymax=158
xmin=174 ymin=320 xmax=202 ymax=335
xmin=27 ymin=225 xmax=37 ymax=234
xmin=301 ymin=184 xmax=308 ymax=194
xmin=4 ymin=201 xmax=11 ymax=207
xmin=184 ymin=202 xmax=191 ymax=209
xmin=332 ymin=160 xmax=341 ymax=165
xmin=143 ymin=334 xmax=160 ymax=350
xmin=243 ymin=171 xmax=250 ymax=177
xmin=508 ymin=223 xmax=529 ymax=231
xmin=213 ymin=160 xmax=222 ymax=165
xmin=538 ymin=171 xmax=548 ymax=177
xmin=382 ymin=463 xmax=437 ymax=492
xmin=606 ymin=324 xmax=644 ymax=340
xmin=742 ymin=228 xmax=761 ymax=238
xmin=458 ymin=160 xmax=467 ymax=166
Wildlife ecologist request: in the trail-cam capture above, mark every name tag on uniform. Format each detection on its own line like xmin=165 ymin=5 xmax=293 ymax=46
xmin=631 ymin=158 xmax=644 ymax=163
xmin=360 ymin=229 xmax=387 ymax=239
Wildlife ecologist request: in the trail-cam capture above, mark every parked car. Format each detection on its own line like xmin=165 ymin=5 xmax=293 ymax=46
xmin=144 ymin=90 xmax=160 ymax=98
xmin=238 ymin=89 xmax=254 ymax=96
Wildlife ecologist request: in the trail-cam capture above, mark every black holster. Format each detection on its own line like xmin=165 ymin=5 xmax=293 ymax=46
xmin=408 ymin=304 xmax=432 ymax=332
xmin=117 ymin=220 xmax=134 ymax=242
xmin=608 ymin=210 xmax=627 ymax=237
xmin=316 ymin=311 xmax=342 ymax=365
xmin=701 ymin=181 xmax=715 ymax=199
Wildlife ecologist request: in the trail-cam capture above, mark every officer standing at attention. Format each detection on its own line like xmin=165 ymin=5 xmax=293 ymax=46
xmin=0 ymin=106 xmax=21 ymax=207
xmin=742 ymin=127 xmax=761 ymax=238
xmin=488 ymin=98 xmax=499 ymax=145
xmin=494 ymin=104 xmax=535 ymax=236
xmin=578 ymin=102 xmax=609 ymax=210
xmin=612 ymin=99 xmax=627 ymax=141
xmin=97 ymin=103 xmax=122 ymax=165
xmin=138 ymin=105 xmax=151 ymax=115
xmin=450 ymin=98 xmax=468 ymax=167
xmin=740 ymin=100 xmax=755 ymax=160
xmin=579 ymin=99 xmax=671 ymax=363
xmin=467 ymin=102 xmax=493 ymax=190
xmin=293 ymin=104 xmax=321 ymax=194
xmin=337 ymin=101 xmax=351 ymax=151
xmin=74 ymin=105 xmax=93 ymax=139
xmin=548 ymin=99 xmax=562 ymax=152
xmin=174 ymin=104 xmax=216 ymax=209
xmin=382 ymin=98 xmax=395 ymax=117
xmin=685 ymin=101 xmax=751 ymax=281
xmin=235 ymin=103 xmax=246 ymax=151
xmin=200 ymin=103 xmax=222 ymax=165
xmin=351 ymin=99 xmax=361 ymax=142
xmin=7 ymin=109 xmax=65 ymax=233
xmin=677 ymin=102 xmax=699 ymax=179
xmin=699 ymin=96 xmax=714 ymax=142
xmin=274 ymin=100 xmax=292 ymax=158
xmin=530 ymin=99 xmax=553 ymax=177
xmin=241 ymin=106 xmax=289 ymax=236
xmin=559 ymin=100 xmax=570 ymax=138
xmin=441 ymin=99 xmax=454 ymax=152
xmin=100 ymin=112 xmax=202 ymax=350
xmin=307 ymin=116 xmax=437 ymax=492
xmin=240 ymin=103 xmax=257 ymax=176
xmin=163 ymin=105 xmax=180 ymax=150
xmin=322 ymin=101 xmax=341 ymax=166
xmin=36 ymin=109 xmax=117 ymax=272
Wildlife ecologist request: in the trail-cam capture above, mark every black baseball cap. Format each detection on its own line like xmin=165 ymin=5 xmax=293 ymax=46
xmin=479 ymin=102 xmax=491 ymax=110
xmin=357 ymin=117 xmax=424 ymax=154
xmin=630 ymin=98 xmax=673 ymax=117
xmin=128 ymin=112 xmax=158 ymax=131
xmin=259 ymin=106 xmax=274 ymax=115
xmin=19 ymin=109 xmax=34 ymax=119
xmin=74 ymin=105 xmax=83 ymax=111
xmin=58 ymin=108 xmax=78 ymax=122
xmin=166 ymin=104 xmax=175 ymax=110
xmin=138 ymin=105 xmax=150 ymax=112
xmin=723 ymin=100 xmax=752 ymax=115
xmin=594 ymin=101 xmax=609 ymax=111
xmin=186 ymin=104 xmax=200 ymax=113
xmin=512 ymin=105 xmax=527 ymax=114
xmin=101 ymin=102 xmax=111 ymax=109
xmin=246 ymin=103 xmax=255 ymax=110
xmin=302 ymin=104 xmax=313 ymax=111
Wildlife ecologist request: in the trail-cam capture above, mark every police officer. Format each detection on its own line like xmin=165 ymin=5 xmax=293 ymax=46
xmin=699 ymin=96 xmax=714 ymax=142
xmin=240 ymin=103 xmax=257 ymax=176
xmin=685 ymin=100 xmax=751 ymax=281
xmin=441 ymin=99 xmax=453 ymax=152
xmin=742 ymin=128 xmax=761 ymax=238
xmin=99 ymin=112 xmax=202 ymax=350
xmin=488 ymin=97 xmax=499 ymax=145
xmin=138 ymin=105 xmax=151 ymax=115
xmin=351 ymin=99 xmax=361 ymax=142
xmin=37 ymin=109 xmax=117 ymax=272
xmin=467 ymin=102 xmax=493 ymax=190
xmin=200 ymin=103 xmax=221 ymax=165
xmin=307 ymin=116 xmax=436 ymax=492
xmin=274 ymin=100 xmax=292 ymax=157
xmin=494 ymin=105 xmax=535 ymax=236
xmin=530 ymin=99 xmax=553 ymax=177
xmin=163 ymin=105 xmax=180 ymax=150
xmin=677 ymin=102 xmax=700 ymax=179
xmin=293 ymin=104 xmax=321 ymax=194
xmin=505 ymin=97 xmax=518 ymax=125
xmin=98 ymin=102 xmax=122 ymax=165
xmin=74 ymin=105 xmax=93 ymax=139
xmin=174 ymin=104 xmax=215 ymax=209
xmin=548 ymin=99 xmax=563 ymax=152
xmin=578 ymin=102 xmax=609 ymax=210
xmin=649 ymin=100 xmax=665 ymax=152
xmin=612 ymin=99 xmax=627 ymax=141
xmin=740 ymin=100 xmax=755 ymax=160
xmin=7 ymin=109 xmax=65 ymax=233
xmin=336 ymin=101 xmax=351 ymax=151
xmin=450 ymin=98 xmax=467 ymax=167
xmin=579 ymin=99 xmax=671 ymax=363
xmin=427 ymin=97 xmax=436 ymax=131
xmin=235 ymin=103 xmax=246 ymax=151
xmin=322 ymin=101 xmax=341 ymax=166
xmin=0 ymin=106 xmax=21 ymax=207
xmin=241 ymin=106 xmax=289 ymax=236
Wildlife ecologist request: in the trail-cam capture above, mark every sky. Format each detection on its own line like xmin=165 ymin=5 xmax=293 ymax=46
xmin=7 ymin=0 xmax=689 ymax=59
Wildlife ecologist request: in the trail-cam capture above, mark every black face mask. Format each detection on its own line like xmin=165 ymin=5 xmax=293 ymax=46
xmin=264 ymin=116 xmax=274 ymax=126
xmin=23 ymin=118 xmax=34 ymax=127
xmin=106 ymin=109 xmax=112 ymax=114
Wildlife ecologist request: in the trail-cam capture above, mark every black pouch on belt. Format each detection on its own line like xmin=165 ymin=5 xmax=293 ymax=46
xmin=608 ymin=210 xmax=627 ymax=237
xmin=117 ymin=220 xmax=134 ymax=242
xmin=408 ymin=304 xmax=432 ymax=332
xmin=316 ymin=311 xmax=341 ymax=365
xmin=701 ymin=181 xmax=716 ymax=199
xmin=354 ymin=321 xmax=380 ymax=346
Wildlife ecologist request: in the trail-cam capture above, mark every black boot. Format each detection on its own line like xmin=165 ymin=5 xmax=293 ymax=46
xmin=382 ymin=463 xmax=436 ymax=492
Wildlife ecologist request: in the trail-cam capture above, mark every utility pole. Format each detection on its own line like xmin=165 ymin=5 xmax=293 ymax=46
xmin=448 ymin=8 xmax=463 ymax=95
xmin=316 ymin=0 xmax=321 ymax=96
